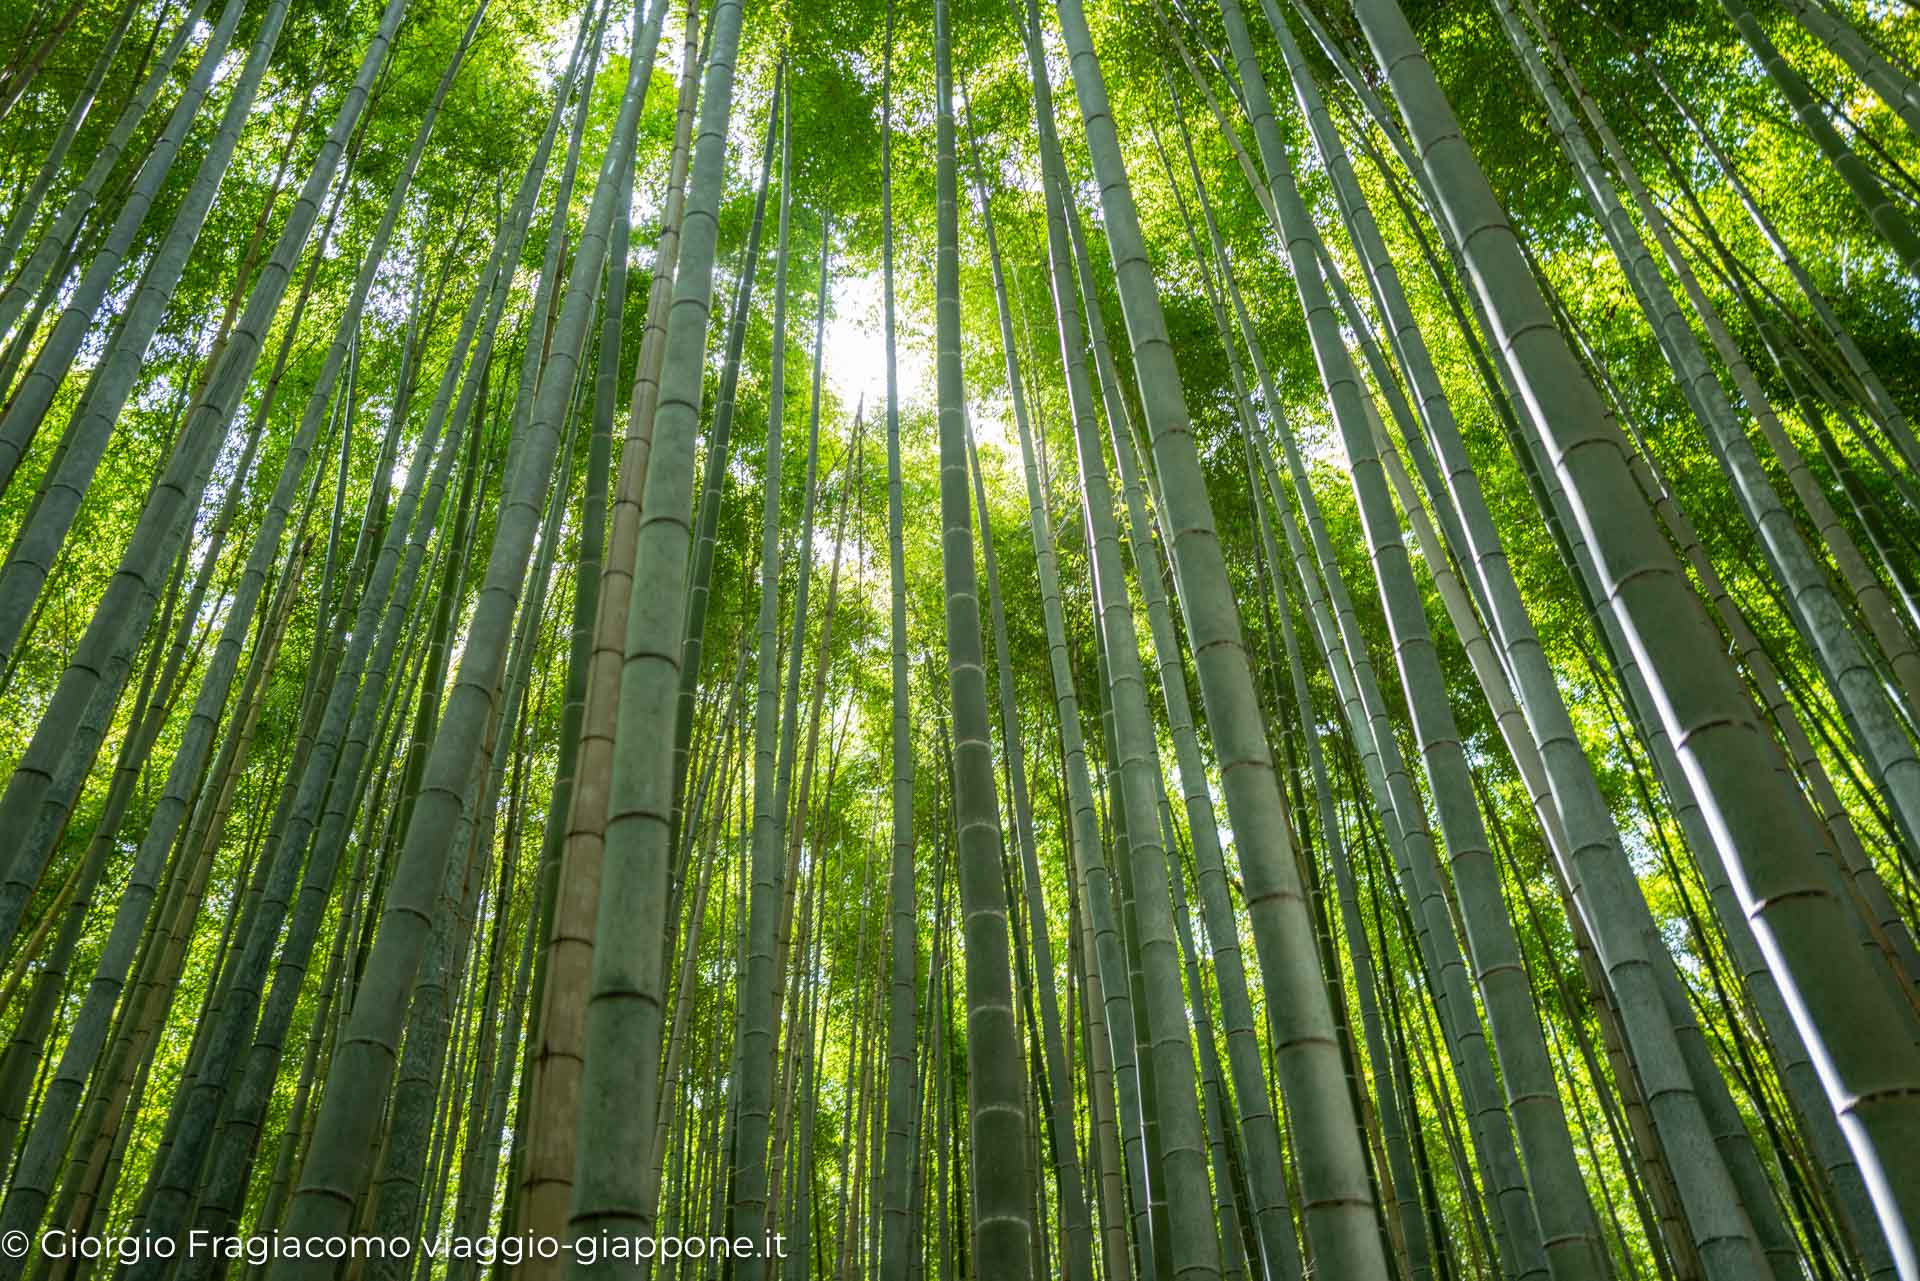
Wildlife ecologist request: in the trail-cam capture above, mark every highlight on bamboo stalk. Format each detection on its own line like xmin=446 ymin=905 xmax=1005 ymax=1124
xmin=0 ymin=0 xmax=1917 ymax=1277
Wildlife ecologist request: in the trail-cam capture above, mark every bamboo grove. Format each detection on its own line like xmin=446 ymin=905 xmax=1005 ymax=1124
xmin=1 ymin=0 xmax=1919 ymax=1276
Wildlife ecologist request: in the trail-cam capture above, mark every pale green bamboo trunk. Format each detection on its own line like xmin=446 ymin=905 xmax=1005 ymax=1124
xmin=566 ymin=0 xmax=746 ymax=1264
xmin=1048 ymin=0 xmax=1399 ymax=1272
xmin=268 ymin=4 xmax=665 ymax=1270
xmin=1715 ymin=0 xmax=1920 ymax=278
xmin=1345 ymin=0 xmax=1920 ymax=1263
xmin=933 ymin=0 xmax=1034 ymax=1270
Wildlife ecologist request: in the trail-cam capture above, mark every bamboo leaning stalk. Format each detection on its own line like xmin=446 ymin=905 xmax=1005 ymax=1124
xmin=1054 ymin=160 xmax=1231 ymax=1281
xmin=365 ymin=403 xmax=579 ymax=1279
xmin=1625 ymin=36 xmax=1920 ymax=488
xmin=1484 ymin=0 xmax=1920 ymax=883
xmin=1008 ymin=13 xmax=1168 ymax=1281
xmin=134 ymin=51 xmax=569 ymax=1259
xmin=1262 ymin=247 xmax=1631 ymax=1281
xmin=1543 ymin=0 xmax=1920 ymax=960
xmin=1046 ymin=0 xmax=1395 ymax=1272
xmin=1781 ymin=0 xmax=1920 ymax=137
xmin=1257 ymin=9 xmax=1798 ymax=1277
xmin=1211 ymin=215 xmax=1547 ymax=1281
xmin=1193 ymin=72 xmax=1607 ymax=1276
xmin=668 ymin=60 xmax=783 ymax=856
xmin=0 ymin=0 xmax=138 ymax=277
xmin=0 ymin=0 xmax=88 ymax=126
xmin=1329 ymin=226 xmax=1767 ymax=1281
xmin=1646 ymin=204 xmax=1920 ymax=966
xmin=1529 ymin=305 xmax=1857 ymax=1277
xmin=1533 ymin=0 xmax=1920 ymax=745
xmin=1309 ymin=29 xmax=1919 ymax=1245
xmin=1253 ymin=423 xmax=1435 ymax=1281
xmin=1508 ymin=15 xmax=1912 ymax=1270
xmin=1491 ymin=206 xmax=1873 ymax=1271
xmin=0 ymin=249 xmax=309 ymax=946
xmin=0 ymin=15 xmax=423 ymax=1259
xmin=1344 ymin=0 xmax=1920 ymax=1264
xmin=0 ymin=0 xmax=274 ymax=578
xmin=0 ymin=0 xmax=210 ymax=359
xmin=150 ymin=422 xmax=378 ymax=1196
xmin=148 ymin=246 xmax=498 ymax=1280
xmin=1340 ymin=334 xmax=1715 ymax=1273
xmin=564 ymin=0 xmax=745 ymax=1264
xmin=107 ymin=69 xmax=470 ymax=1261
xmin=266 ymin=2 xmax=665 ymax=1270
xmin=512 ymin=0 xmax=673 ymax=1248
xmin=0 ymin=0 xmax=409 ymax=959
xmin=1561 ymin=267 xmax=1911 ymax=1278
xmin=0 ymin=460 xmax=208 ymax=963
xmin=104 ymin=0 xmax=483 ymax=1132
xmin=1082 ymin=107 xmax=1316 ymax=1281
xmin=1713 ymin=0 xmax=1920 ymax=279
xmin=74 ymin=521 xmax=309 ymax=1247
xmin=0 ymin=529 xmax=195 ymax=1175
